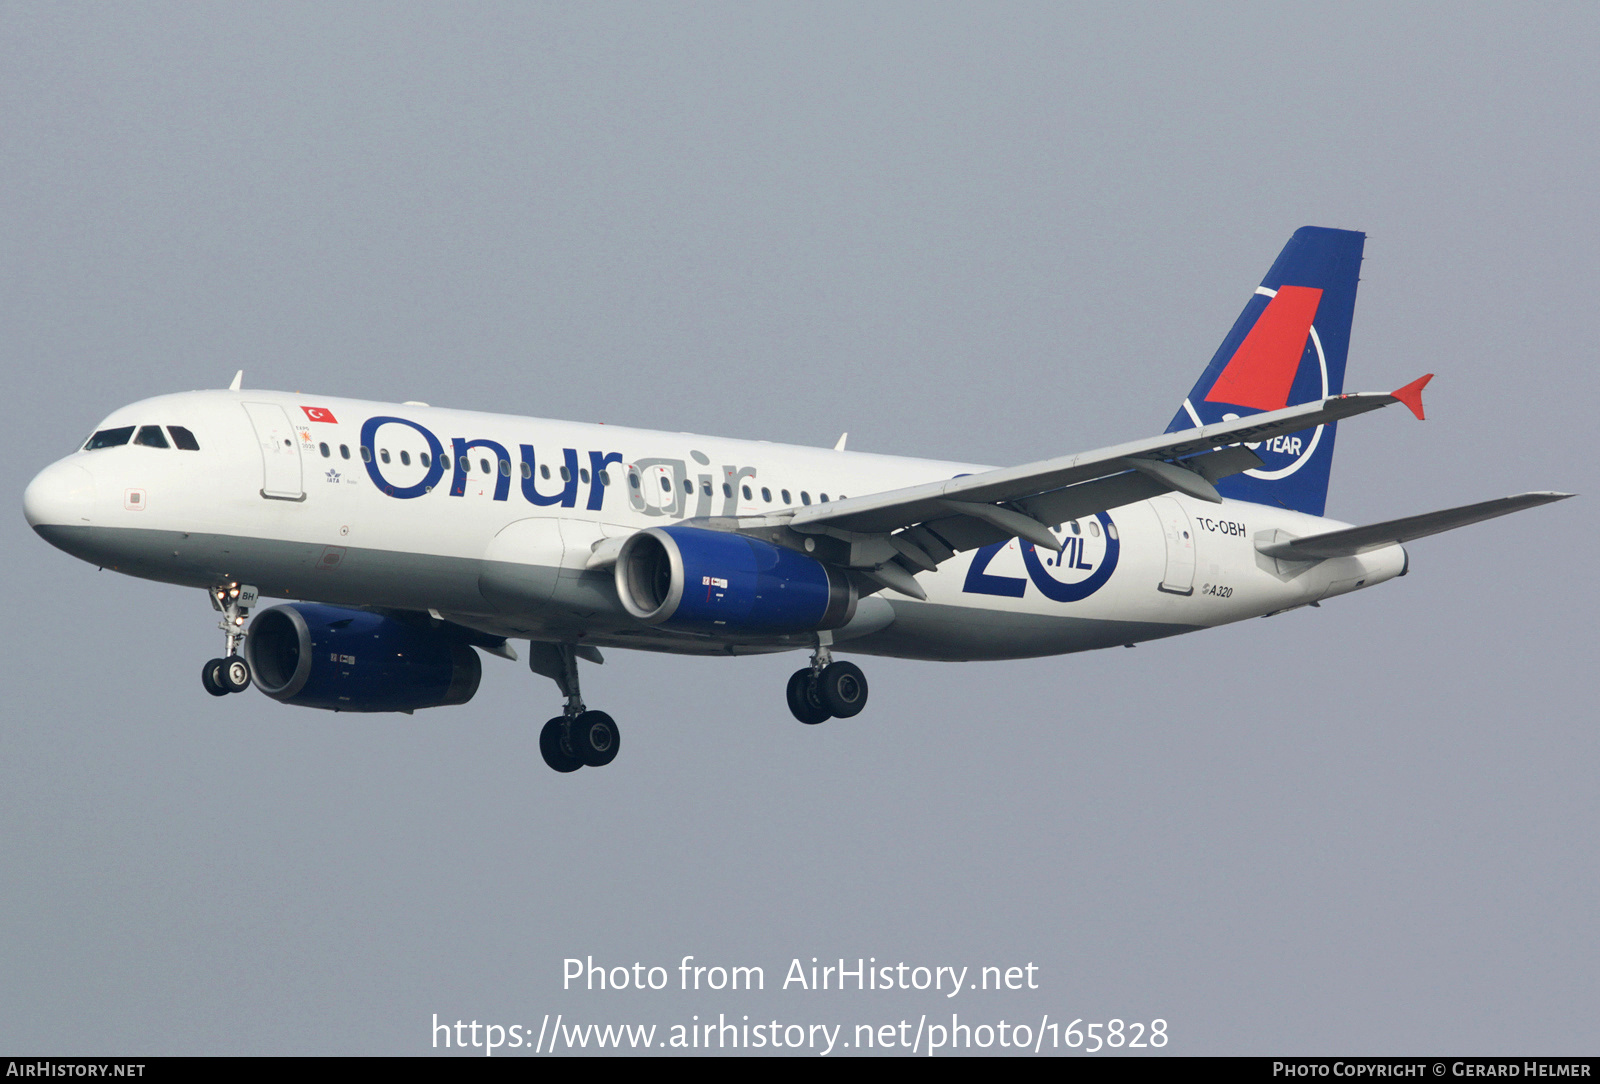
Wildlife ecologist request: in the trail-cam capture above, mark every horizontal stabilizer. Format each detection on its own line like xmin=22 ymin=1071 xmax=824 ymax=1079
xmin=1255 ymin=492 xmax=1574 ymax=560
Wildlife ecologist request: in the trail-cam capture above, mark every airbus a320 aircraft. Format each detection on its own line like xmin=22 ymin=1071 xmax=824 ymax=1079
xmin=24 ymin=228 xmax=1571 ymax=773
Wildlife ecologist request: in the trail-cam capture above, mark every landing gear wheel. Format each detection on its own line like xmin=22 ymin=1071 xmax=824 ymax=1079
xmin=786 ymin=668 xmax=832 ymax=725
xmin=539 ymin=717 xmax=584 ymax=773
xmin=202 ymin=658 xmax=229 ymax=697
xmin=220 ymin=655 xmax=251 ymax=693
xmin=818 ymin=661 xmax=868 ymax=718
xmin=569 ymin=710 xmax=620 ymax=767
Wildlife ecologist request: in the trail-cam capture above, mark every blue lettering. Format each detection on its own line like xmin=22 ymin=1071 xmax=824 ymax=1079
xmin=962 ymin=542 xmax=1027 ymax=598
xmin=451 ymin=437 xmax=511 ymax=501
xmin=360 ymin=416 xmax=445 ymax=500
xmin=587 ymin=451 xmax=623 ymax=511
xmin=1018 ymin=512 xmax=1120 ymax=602
xmin=519 ymin=445 xmax=579 ymax=507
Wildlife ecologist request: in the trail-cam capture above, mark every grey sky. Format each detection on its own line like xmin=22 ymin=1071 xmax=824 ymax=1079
xmin=2 ymin=3 xmax=1594 ymax=1055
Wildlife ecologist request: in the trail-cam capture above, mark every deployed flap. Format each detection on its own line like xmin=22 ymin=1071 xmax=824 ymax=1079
xmin=790 ymin=389 xmax=1412 ymax=540
xmin=1255 ymin=492 xmax=1574 ymax=560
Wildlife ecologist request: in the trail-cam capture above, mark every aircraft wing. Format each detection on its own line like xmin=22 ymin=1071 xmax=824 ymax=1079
xmin=1254 ymin=492 xmax=1574 ymax=560
xmin=778 ymin=382 xmax=1429 ymax=599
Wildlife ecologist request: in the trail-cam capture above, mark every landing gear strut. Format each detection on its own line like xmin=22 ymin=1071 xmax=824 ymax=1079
xmin=202 ymin=583 xmax=258 ymax=697
xmin=786 ymin=636 xmax=869 ymax=725
xmin=528 ymin=641 xmax=620 ymax=773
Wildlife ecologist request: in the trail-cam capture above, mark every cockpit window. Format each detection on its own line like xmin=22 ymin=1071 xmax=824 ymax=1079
xmin=84 ymin=426 xmax=135 ymax=450
xmin=134 ymin=425 xmax=170 ymax=448
xmin=168 ymin=426 xmax=200 ymax=450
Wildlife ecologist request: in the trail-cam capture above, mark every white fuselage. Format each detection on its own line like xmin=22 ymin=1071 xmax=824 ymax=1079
xmin=24 ymin=389 xmax=1407 ymax=663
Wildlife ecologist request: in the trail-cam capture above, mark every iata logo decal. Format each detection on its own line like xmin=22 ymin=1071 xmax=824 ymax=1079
xmin=962 ymin=512 xmax=1121 ymax=602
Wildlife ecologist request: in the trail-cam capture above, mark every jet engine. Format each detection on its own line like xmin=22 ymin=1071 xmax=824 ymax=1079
xmin=244 ymin=603 xmax=481 ymax=712
xmin=614 ymin=526 xmax=855 ymax=634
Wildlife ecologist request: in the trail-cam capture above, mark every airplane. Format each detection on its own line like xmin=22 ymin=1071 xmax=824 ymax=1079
xmin=22 ymin=227 xmax=1572 ymax=773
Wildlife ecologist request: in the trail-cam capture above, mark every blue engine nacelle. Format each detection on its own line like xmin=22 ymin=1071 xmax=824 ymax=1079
xmin=614 ymin=526 xmax=855 ymax=633
xmin=244 ymin=603 xmax=482 ymax=712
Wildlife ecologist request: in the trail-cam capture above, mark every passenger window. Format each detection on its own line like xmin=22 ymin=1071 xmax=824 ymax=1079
xmin=742 ymin=484 xmax=752 ymax=501
xmin=380 ymin=449 xmax=390 ymax=464
xmin=580 ymin=468 xmax=590 ymax=483
xmin=135 ymin=425 xmax=170 ymax=448
xmin=1071 ymin=521 xmax=1081 ymax=535
xmin=360 ymin=446 xmax=372 ymax=462
xmin=781 ymin=489 xmax=791 ymax=504
xmin=421 ymin=452 xmax=431 ymax=468
xmin=479 ymin=458 xmax=490 ymax=475
xmin=400 ymin=450 xmax=411 ymax=466
xmin=700 ymin=480 xmax=711 ymax=496
xmin=541 ymin=464 xmax=551 ymax=480
xmin=520 ymin=462 xmax=532 ymax=479
xmin=84 ymin=426 xmax=135 ymax=450
xmin=801 ymin=491 xmax=811 ymax=505
xmin=659 ymin=476 xmax=670 ymax=491
xmin=683 ymin=479 xmax=693 ymax=494
xmin=168 ymin=426 xmax=200 ymax=451
xmin=599 ymin=471 xmax=610 ymax=486
xmin=341 ymin=445 xmax=351 ymax=460
xmin=629 ymin=472 xmax=640 ymax=489
xmin=722 ymin=482 xmax=732 ymax=498
xmin=499 ymin=459 xmax=510 ymax=477
xmin=319 ymin=442 xmax=330 ymax=458
xmin=820 ymin=493 xmax=829 ymax=502
xmin=762 ymin=487 xmax=771 ymax=502
xmin=560 ymin=466 xmax=571 ymax=482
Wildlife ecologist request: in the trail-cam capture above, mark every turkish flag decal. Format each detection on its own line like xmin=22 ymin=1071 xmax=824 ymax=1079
xmin=301 ymin=406 xmax=338 ymax=424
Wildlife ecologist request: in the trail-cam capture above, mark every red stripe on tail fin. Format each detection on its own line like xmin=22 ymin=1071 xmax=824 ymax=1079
xmin=1204 ymin=285 xmax=1323 ymax=411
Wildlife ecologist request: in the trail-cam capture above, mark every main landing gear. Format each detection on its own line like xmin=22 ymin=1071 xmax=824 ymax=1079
xmin=786 ymin=639 xmax=868 ymax=725
xmin=528 ymin=642 xmax=619 ymax=774
xmin=202 ymin=583 xmax=258 ymax=697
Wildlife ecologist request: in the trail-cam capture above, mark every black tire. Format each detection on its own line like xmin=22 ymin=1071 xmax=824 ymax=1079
xmin=220 ymin=654 xmax=251 ymax=693
xmin=202 ymin=658 xmax=229 ymax=697
xmin=569 ymin=710 xmax=620 ymax=767
xmin=539 ymin=717 xmax=584 ymax=773
xmin=786 ymin=668 xmax=832 ymax=725
xmin=818 ymin=661 xmax=868 ymax=718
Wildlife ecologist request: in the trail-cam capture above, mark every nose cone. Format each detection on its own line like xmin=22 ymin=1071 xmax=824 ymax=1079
xmin=24 ymin=460 xmax=95 ymax=529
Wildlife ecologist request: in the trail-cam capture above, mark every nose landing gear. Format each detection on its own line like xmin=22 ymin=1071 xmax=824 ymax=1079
xmin=786 ymin=639 xmax=869 ymax=725
xmin=202 ymin=583 xmax=257 ymax=697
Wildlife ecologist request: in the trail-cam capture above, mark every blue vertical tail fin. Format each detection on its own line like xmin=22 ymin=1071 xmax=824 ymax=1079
xmin=1166 ymin=226 xmax=1365 ymax=517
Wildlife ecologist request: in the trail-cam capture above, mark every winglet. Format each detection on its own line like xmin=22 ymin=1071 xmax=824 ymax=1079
xmin=1390 ymin=373 xmax=1433 ymax=420
xmin=229 ymin=369 xmax=244 ymax=392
